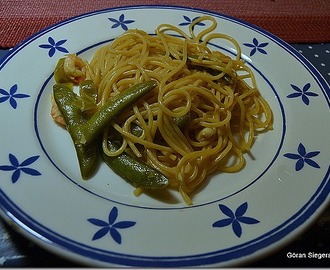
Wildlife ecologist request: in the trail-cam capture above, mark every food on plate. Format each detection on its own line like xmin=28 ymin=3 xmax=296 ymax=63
xmin=51 ymin=16 xmax=273 ymax=204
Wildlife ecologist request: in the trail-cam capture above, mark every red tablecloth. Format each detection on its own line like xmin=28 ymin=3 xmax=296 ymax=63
xmin=1 ymin=0 xmax=330 ymax=48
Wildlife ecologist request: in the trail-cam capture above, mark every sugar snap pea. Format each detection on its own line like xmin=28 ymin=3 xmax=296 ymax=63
xmin=187 ymin=55 xmax=235 ymax=84
xmin=54 ymin=58 xmax=71 ymax=83
xmin=102 ymin=140 xmax=169 ymax=189
xmin=53 ymin=84 xmax=99 ymax=179
xmin=174 ymin=111 xmax=191 ymax=130
xmin=79 ymin=80 xmax=98 ymax=104
xmin=72 ymin=80 xmax=98 ymax=113
xmin=79 ymin=81 xmax=157 ymax=145
xmin=130 ymin=112 xmax=191 ymax=137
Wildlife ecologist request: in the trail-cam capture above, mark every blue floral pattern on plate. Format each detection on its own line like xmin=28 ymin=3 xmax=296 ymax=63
xmin=87 ymin=206 xmax=136 ymax=244
xmin=243 ymin=38 xmax=269 ymax=56
xmin=179 ymin=15 xmax=206 ymax=27
xmin=284 ymin=143 xmax=320 ymax=171
xmin=212 ymin=202 xmax=260 ymax=237
xmin=108 ymin=14 xmax=135 ymax=30
xmin=0 ymin=154 xmax=41 ymax=183
xmin=39 ymin=37 xmax=69 ymax=57
xmin=0 ymin=84 xmax=30 ymax=109
xmin=0 ymin=6 xmax=329 ymax=268
xmin=287 ymin=83 xmax=319 ymax=105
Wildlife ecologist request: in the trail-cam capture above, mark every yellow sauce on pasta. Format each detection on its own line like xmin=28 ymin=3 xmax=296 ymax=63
xmin=85 ymin=16 xmax=273 ymax=204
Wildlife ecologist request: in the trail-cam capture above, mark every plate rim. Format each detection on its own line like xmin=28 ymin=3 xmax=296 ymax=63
xmin=0 ymin=4 xmax=329 ymax=267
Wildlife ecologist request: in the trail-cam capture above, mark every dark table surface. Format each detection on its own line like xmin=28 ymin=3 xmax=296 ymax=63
xmin=0 ymin=43 xmax=329 ymax=267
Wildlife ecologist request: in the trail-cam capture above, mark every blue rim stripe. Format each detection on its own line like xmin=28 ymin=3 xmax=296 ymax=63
xmin=0 ymin=5 xmax=329 ymax=267
xmin=1 ymin=164 xmax=329 ymax=267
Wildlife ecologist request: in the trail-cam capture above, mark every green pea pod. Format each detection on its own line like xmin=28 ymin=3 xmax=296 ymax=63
xmin=79 ymin=80 xmax=98 ymax=104
xmin=71 ymin=80 xmax=98 ymax=113
xmin=187 ymin=55 xmax=235 ymax=84
xmin=102 ymin=140 xmax=169 ymax=189
xmin=79 ymin=81 xmax=157 ymax=145
xmin=54 ymin=58 xmax=71 ymax=83
xmin=131 ymin=112 xmax=191 ymax=137
xmin=53 ymin=84 xmax=99 ymax=179
xmin=173 ymin=111 xmax=191 ymax=130
xmin=72 ymin=96 xmax=97 ymax=113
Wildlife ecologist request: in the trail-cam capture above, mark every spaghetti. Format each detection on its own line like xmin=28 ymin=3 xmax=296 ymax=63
xmin=74 ymin=16 xmax=273 ymax=204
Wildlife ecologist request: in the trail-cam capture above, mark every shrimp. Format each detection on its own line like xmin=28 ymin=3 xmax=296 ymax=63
xmin=50 ymin=94 xmax=66 ymax=126
xmin=51 ymin=54 xmax=88 ymax=125
xmin=63 ymin=54 xmax=86 ymax=83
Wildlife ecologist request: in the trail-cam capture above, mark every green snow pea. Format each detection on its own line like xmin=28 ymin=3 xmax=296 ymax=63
xmin=53 ymin=84 xmax=99 ymax=179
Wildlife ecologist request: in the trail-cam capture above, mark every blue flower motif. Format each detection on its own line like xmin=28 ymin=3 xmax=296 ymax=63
xmin=287 ymin=83 xmax=318 ymax=105
xmin=108 ymin=14 xmax=135 ymax=31
xmin=284 ymin=143 xmax=320 ymax=171
xmin=0 ymin=153 xmax=41 ymax=183
xmin=243 ymin=38 xmax=269 ymax=56
xmin=87 ymin=206 xmax=136 ymax=244
xmin=179 ymin=15 xmax=206 ymax=27
xmin=39 ymin=37 xmax=69 ymax=57
xmin=212 ymin=202 xmax=259 ymax=238
xmin=0 ymin=84 xmax=30 ymax=109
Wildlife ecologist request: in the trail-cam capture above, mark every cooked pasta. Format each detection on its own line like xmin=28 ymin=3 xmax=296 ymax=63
xmin=79 ymin=16 xmax=273 ymax=204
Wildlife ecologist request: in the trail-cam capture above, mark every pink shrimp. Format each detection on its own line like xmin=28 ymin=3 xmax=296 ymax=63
xmin=63 ymin=54 xmax=86 ymax=83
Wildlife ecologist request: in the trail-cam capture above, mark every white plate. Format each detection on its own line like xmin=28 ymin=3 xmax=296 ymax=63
xmin=0 ymin=5 xmax=329 ymax=267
